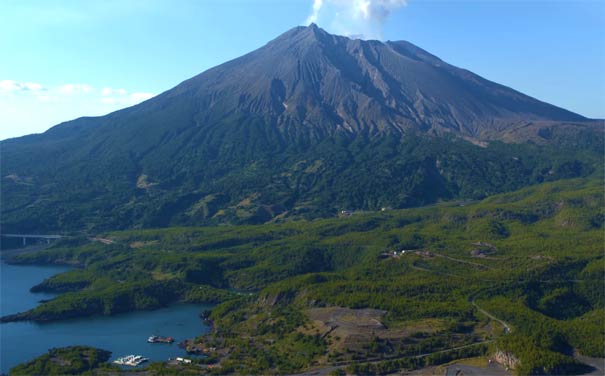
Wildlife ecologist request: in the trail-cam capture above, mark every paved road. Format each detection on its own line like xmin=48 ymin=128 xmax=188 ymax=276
xmin=432 ymin=253 xmax=492 ymax=270
xmin=574 ymin=353 xmax=605 ymax=375
xmin=470 ymin=298 xmax=512 ymax=334
xmin=91 ymin=237 xmax=115 ymax=245
xmin=300 ymin=342 xmax=491 ymax=375
xmin=410 ymin=259 xmax=512 ymax=334
xmin=445 ymin=363 xmax=510 ymax=376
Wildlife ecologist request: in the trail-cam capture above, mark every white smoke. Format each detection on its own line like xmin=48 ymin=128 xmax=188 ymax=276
xmin=305 ymin=0 xmax=408 ymax=40
xmin=306 ymin=0 xmax=323 ymax=24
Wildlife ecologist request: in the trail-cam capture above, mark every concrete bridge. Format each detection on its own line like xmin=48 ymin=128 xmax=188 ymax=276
xmin=2 ymin=234 xmax=62 ymax=247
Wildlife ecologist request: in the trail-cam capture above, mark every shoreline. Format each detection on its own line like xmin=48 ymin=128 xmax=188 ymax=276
xmin=0 ymin=244 xmax=49 ymax=261
xmin=1 ymin=258 xmax=234 ymax=324
xmin=1 ymin=264 xmax=220 ymax=324
xmin=0 ymin=300 xmax=211 ymax=324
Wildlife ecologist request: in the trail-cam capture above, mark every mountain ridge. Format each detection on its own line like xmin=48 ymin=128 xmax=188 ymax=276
xmin=18 ymin=24 xmax=593 ymax=143
xmin=153 ymin=24 xmax=588 ymax=139
xmin=1 ymin=25 xmax=602 ymax=232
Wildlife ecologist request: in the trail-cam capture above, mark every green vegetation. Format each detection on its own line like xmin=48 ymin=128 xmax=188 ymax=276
xmin=346 ymin=344 xmax=488 ymax=374
xmin=2 ymin=131 xmax=602 ymax=233
xmin=2 ymin=242 xmax=238 ymax=322
xmin=6 ymin=177 xmax=604 ymax=375
xmin=9 ymin=346 xmax=114 ymax=375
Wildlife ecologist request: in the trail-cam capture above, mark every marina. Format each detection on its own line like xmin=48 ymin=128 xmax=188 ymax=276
xmin=113 ymin=354 xmax=149 ymax=366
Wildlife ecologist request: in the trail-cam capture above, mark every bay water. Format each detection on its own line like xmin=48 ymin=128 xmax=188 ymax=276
xmin=0 ymin=262 xmax=212 ymax=374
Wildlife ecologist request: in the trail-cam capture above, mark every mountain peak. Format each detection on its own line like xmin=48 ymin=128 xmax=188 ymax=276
xmin=300 ymin=22 xmax=330 ymax=41
xmin=171 ymin=24 xmax=585 ymax=140
xmin=308 ymin=22 xmax=330 ymax=39
xmin=1 ymin=24 xmax=600 ymax=232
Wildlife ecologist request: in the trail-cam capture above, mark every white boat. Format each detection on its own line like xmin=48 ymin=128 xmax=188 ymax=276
xmin=132 ymin=355 xmax=149 ymax=365
xmin=113 ymin=354 xmax=149 ymax=366
xmin=113 ymin=355 xmax=135 ymax=365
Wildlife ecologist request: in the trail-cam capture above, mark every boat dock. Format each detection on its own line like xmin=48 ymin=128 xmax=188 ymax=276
xmin=113 ymin=355 xmax=149 ymax=367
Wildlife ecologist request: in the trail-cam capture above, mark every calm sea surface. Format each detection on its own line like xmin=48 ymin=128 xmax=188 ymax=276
xmin=0 ymin=262 xmax=212 ymax=374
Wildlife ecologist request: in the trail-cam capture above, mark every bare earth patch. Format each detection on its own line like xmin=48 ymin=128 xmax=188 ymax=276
xmin=130 ymin=240 xmax=158 ymax=249
xmin=305 ymin=307 xmax=448 ymax=364
xmin=136 ymin=174 xmax=158 ymax=189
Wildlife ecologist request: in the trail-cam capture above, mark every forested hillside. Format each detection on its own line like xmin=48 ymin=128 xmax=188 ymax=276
xmin=6 ymin=177 xmax=603 ymax=375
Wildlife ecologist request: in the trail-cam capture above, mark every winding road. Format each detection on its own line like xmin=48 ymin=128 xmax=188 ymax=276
xmin=471 ymin=298 xmax=512 ymax=334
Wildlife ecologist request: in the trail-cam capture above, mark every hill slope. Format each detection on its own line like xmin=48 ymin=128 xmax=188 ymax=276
xmin=6 ymin=178 xmax=604 ymax=374
xmin=1 ymin=25 xmax=602 ymax=232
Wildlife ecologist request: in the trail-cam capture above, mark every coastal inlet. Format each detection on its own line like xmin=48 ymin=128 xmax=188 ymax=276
xmin=0 ymin=261 xmax=213 ymax=374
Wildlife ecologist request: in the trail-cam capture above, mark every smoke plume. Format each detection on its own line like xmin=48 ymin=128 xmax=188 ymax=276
xmin=305 ymin=0 xmax=408 ymax=40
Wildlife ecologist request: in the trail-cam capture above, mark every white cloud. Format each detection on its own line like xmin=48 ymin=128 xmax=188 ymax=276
xmin=0 ymin=80 xmax=45 ymax=93
xmin=0 ymin=80 xmax=23 ymax=92
xmin=101 ymin=87 xmax=127 ymax=96
xmin=305 ymin=0 xmax=408 ymax=40
xmin=23 ymin=82 xmax=44 ymax=91
xmin=100 ymin=91 xmax=155 ymax=106
xmin=0 ymin=79 xmax=156 ymax=140
xmin=57 ymin=83 xmax=94 ymax=94
xmin=129 ymin=92 xmax=154 ymax=102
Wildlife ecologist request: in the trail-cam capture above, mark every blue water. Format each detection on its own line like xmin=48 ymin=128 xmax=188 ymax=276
xmin=0 ymin=262 xmax=212 ymax=373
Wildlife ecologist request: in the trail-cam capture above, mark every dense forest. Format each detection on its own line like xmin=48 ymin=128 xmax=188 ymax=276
xmin=2 ymin=125 xmax=602 ymax=233
xmin=6 ymin=177 xmax=604 ymax=375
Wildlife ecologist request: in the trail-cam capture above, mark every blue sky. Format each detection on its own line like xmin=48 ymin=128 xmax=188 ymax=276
xmin=1 ymin=0 xmax=603 ymax=140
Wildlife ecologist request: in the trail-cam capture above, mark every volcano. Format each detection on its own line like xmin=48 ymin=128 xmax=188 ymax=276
xmin=1 ymin=24 xmax=601 ymax=232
